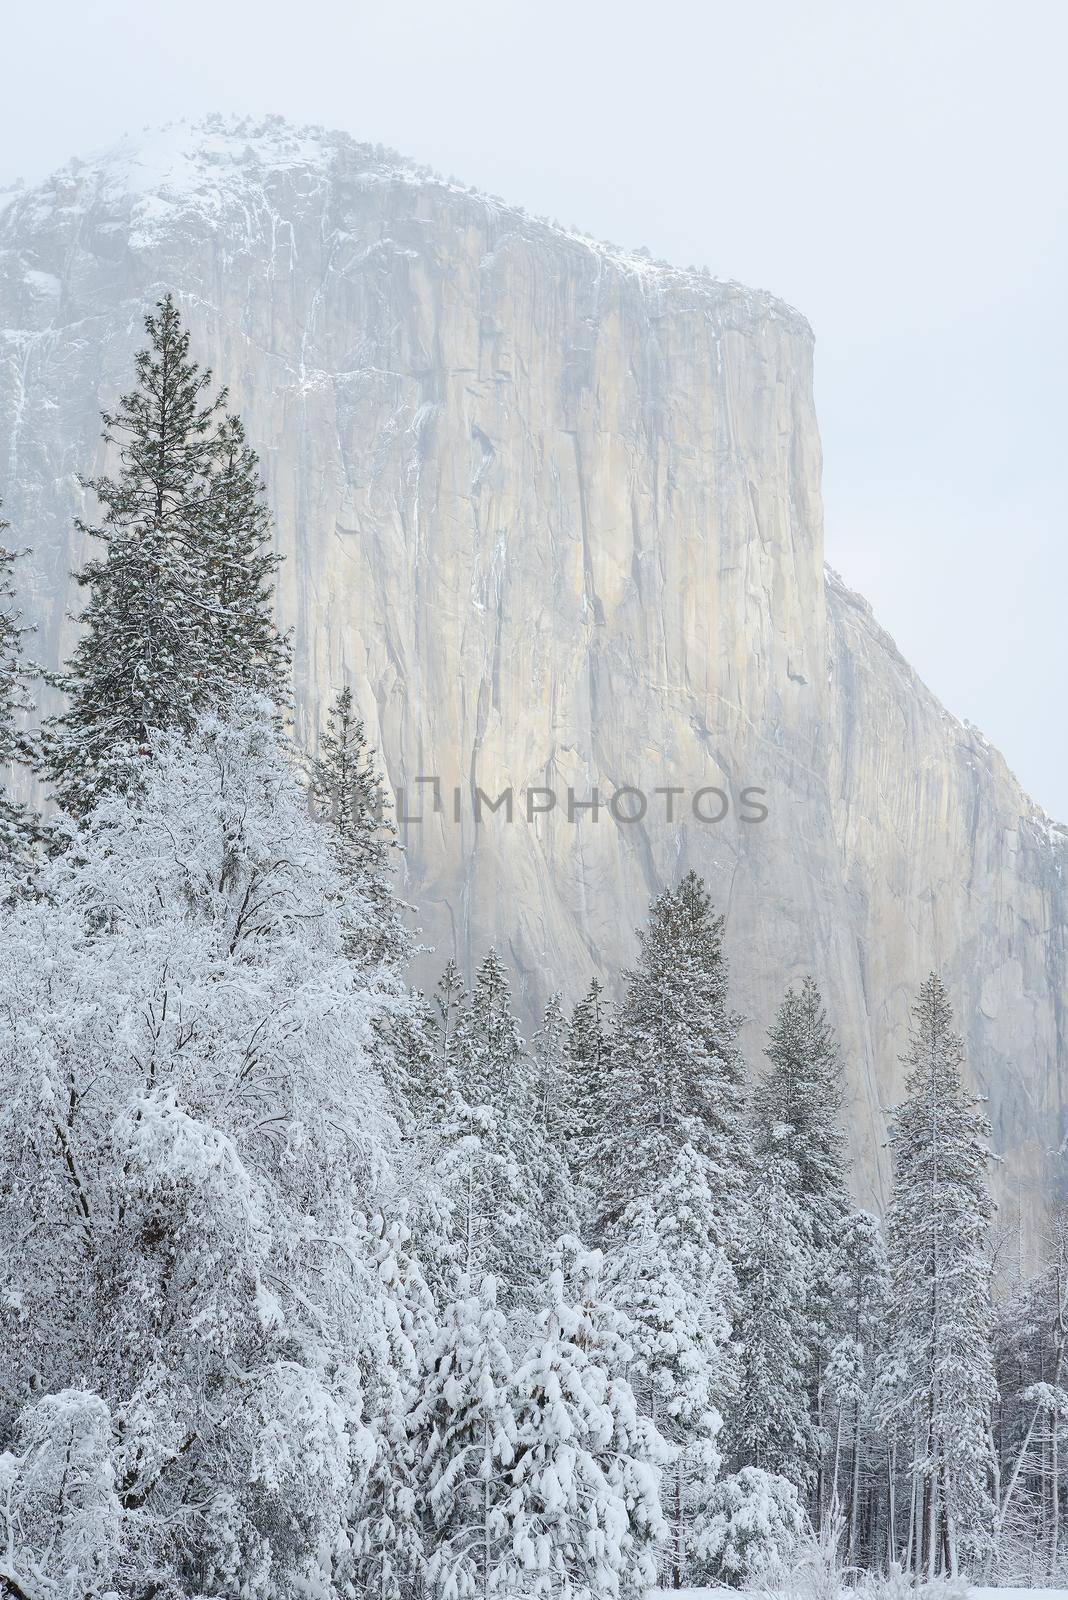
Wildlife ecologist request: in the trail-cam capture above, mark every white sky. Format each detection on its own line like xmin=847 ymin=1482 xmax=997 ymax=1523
xmin=3 ymin=0 xmax=1066 ymax=819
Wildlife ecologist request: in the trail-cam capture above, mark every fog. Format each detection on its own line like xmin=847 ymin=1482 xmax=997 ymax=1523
xmin=3 ymin=0 xmax=1065 ymax=817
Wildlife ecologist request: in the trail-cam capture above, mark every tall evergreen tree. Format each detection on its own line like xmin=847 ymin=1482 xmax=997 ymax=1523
xmin=310 ymin=684 xmax=405 ymax=964
xmin=729 ymin=1135 xmax=819 ymax=1493
xmin=502 ymin=1240 xmax=666 ymax=1599
xmin=342 ymin=1211 xmax=438 ymax=1600
xmin=607 ymin=1147 xmax=737 ymax=1586
xmin=46 ymin=295 xmax=287 ymax=814
xmin=755 ymin=978 xmax=851 ymax=1520
xmin=531 ymin=991 xmax=569 ymax=1141
xmin=198 ymin=412 xmax=290 ymax=700
xmin=562 ymin=977 xmax=610 ymax=1197
xmin=432 ymin=952 xmax=575 ymax=1299
xmin=435 ymin=957 xmax=464 ymax=1045
xmin=400 ymin=961 xmax=468 ymax=1304
xmin=0 ymin=506 xmax=40 ymax=868
xmin=756 ymin=977 xmax=849 ymax=1248
xmin=432 ymin=951 xmax=530 ymax=1289
xmin=826 ymin=1210 xmax=890 ymax=1564
xmin=395 ymin=959 xmax=464 ymax=1145
xmin=411 ymin=1275 xmax=517 ymax=1600
xmin=880 ymin=973 xmax=997 ymax=1578
xmin=599 ymin=871 xmax=751 ymax=1261
xmin=525 ymin=989 xmax=581 ymax=1226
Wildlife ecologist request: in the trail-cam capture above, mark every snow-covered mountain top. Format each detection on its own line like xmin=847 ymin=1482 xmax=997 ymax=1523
xmin=0 ymin=114 xmax=392 ymax=247
xmin=0 ymin=113 xmax=811 ymax=337
xmin=71 ymin=115 xmax=367 ymax=200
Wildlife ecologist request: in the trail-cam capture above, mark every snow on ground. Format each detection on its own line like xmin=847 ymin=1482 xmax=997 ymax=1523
xmin=647 ymin=1591 xmax=1068 ymax=1599
xmin=647 ymin=1591 xmax=733 ymax=1598
xmin=972 ymin=1592 xmax=1068 ymax=1600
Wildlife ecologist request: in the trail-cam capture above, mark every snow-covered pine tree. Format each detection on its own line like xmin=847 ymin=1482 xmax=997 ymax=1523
xmin=528 ymin=992 xmax=581 ymax=1247
xmin=825 ymin=1210 xmax=889 ymax=1564
xmin=880 ymin=973 xmax=997 ymax=1579
xmin=398 ymin=961 xmax=468 ymax=1305
xmin=562 ymin=976 xmax=610 ymax=1194
xmin=432 ymin=951 xmax=575 ymax=1301
xmin=757 ymin=977 xmax=849 ymax=1253
xmin=435 ymin=956 xmax=464 ymax=1053
xmin=0 ymin=506 xmax=40 ymax=870
xmin=411 ymin=1274 xmax=517 ymax=1600
xmin=46 ymin=295 xmax=225 ymax=812
xmin=729 ymin=1131 xmax=820 ymax=1494
xmin=501 ymin=1239 xmax=667 ymax=1599
xmin=398 ymin=955 xmax=462 ymax=1122
xmin=46 ymin=295 xmax=287 ymax=815
xmin=990 ymin=1212 xmax=1068 ymax=1582
xmin=451 ymin=949 xmax=525 ymax=1111
xmin=310 ymin=684 xmax=406 ymax=966
xmin=430 ymin=952 xmax=533 ymax=1294
xmin=531 ymin=991 xmax=568 ymax=1141
xmin=198 ymin=412 xmax=290 ymax=704
xmin=697 ymin=1465 xmax=807 ymax=1586
xmin=0 ymin=696 xmax=401 ymax=1596
xmin=755 ymin=978 xmax=851 ymax=1520
xmin=599 ymin=872 xmax=751 ymax=1263
xmin=341 ymin=1210 xmax=439 ymax=1600
xmin=421 ymin=955 xmax=464 ymax=1116
xmin=606 ymin=1146 xmax=737 ymax=1587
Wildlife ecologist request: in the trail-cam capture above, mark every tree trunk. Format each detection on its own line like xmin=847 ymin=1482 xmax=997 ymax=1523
xmin=673 ymin=1460 xmax=683 ymax=1589
xmin=848 ymin=1396 xmax=862 ymax=1564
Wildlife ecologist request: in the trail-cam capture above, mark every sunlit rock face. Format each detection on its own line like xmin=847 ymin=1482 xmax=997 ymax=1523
xmin=1 ymin=116 xmax=1064 ymax=1234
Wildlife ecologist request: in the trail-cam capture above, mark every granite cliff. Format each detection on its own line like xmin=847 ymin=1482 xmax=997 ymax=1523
xmin=1 ymin=116 xmax=1064 ymax=1231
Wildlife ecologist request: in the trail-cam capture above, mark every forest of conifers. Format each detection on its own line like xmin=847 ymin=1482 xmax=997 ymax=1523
xmin=0 ymin=298 xmax=1064 ymax=1600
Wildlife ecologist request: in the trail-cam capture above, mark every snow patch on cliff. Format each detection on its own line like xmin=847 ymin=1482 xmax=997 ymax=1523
xmin=1 ymin=114 xmax=811 ymax=337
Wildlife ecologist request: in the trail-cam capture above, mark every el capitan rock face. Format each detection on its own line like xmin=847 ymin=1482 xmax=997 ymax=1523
xmin=1 ymin=116 xmax=1064 ymax=1231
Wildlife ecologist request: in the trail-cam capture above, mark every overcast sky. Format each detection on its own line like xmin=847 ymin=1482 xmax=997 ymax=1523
xmin=3 ymin=0 xmax=1066 ymax=818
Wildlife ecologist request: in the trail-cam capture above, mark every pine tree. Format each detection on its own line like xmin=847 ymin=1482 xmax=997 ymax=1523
xmin=755 ymin=978 xmax=850 ymax=1520
xmin=607 ymin=1146 xmax=737 ymax=1586
xmin=198 ymin=412 xmax=290 ymax=702
xmin=501 ymin=1240 xmax=667 ymax=1599
xmin=412 ymin=954 xmax=463 ymax=1114
xmin=599 ymin=872 xmax=751 ymax=1262
xmin=431 ymin=952 xmax=533 ymax=1292
xmin=698 ymin=1466 xmax=807 ymax=1585
xmin=756 ymin=977 xmax=849 ymax=1251
xmin=880 ymin=973 xmax=997 ymax=1578
xmin=730 ymin=1133 xmax=820 ymax=1493
xmin=400 ymin=961 xmax=467 ymax=1304
xmin=990 ymin=1212 xmax=1068 ymax=1581
xmin=825 ymin=1211 xmax=889 ymax=1564
xmin=529 ymin=992 xmax=580 ymax=1242
xmin=432 ymin=952 xmax=575 ymax=1300
xmin=562 ymin=976 xmax=610 ymax=1196
xmin=0 ymin=506 xmax=40 ymax=869
xmin=46 ymin=295 xmax=287 ymax=814
xmin=342 ymin=1211 xmax=438 ymax=1600
xmin=399 ymin=963 xmax=465 ymax=1149
xmin=310 ymin=684 xmax=405 ymax=965
xmin=412 ymin=1275 xmax=517 ymax=1600
xmin=451 ymin=949 xmax=525 ymax=1110
xmin=531 ymin=991 xmax=568 ymax=1141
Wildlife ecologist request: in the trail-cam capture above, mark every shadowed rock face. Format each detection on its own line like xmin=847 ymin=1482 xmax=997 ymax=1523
xmin=1 ymin=116 xmax=1064 ymax=1238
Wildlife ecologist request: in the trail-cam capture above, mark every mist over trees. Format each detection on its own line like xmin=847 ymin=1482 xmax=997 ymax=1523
xmin=0 ymin=298 xmax=1059 ymax=1598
